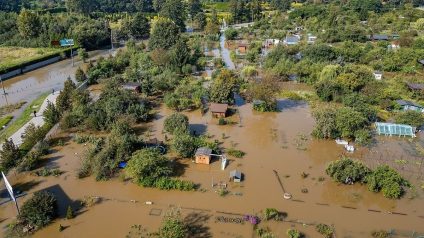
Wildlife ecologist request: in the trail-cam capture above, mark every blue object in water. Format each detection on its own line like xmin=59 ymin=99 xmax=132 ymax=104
xmin=118 ymin=162 xmax=127 ymax=168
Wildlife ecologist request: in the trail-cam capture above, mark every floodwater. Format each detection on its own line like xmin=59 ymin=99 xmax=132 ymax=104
xmin=1 ymin=97 xmax=423 ymax=238
xmin=0 ymin=49 xmax=115 ymax=107
xmin=1 ymin=44 xmax=424 ymax=237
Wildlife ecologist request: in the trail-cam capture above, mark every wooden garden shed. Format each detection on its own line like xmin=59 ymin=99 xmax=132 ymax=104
xmin=195 ymin=147 xmax=212 ymax=164
xmin=210 ymin=103 xmax=228 ymax=118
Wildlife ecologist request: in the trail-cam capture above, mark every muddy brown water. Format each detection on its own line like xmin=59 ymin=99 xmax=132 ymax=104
xmin=0 ymin=49 xmax=114 ymax=107
xmin=1 ymin=94 xmax=423 ymax=237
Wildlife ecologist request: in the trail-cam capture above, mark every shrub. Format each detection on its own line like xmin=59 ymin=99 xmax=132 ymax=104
xmin=287 ymin=229 xmax=302 ymax=238
xmin=158 ymin=209 xmax=188 ymax=238
xmin=218 ymin=118 xmax=227 ymax=125
xmin=354 ymin=129 xmax=372 ymax=146
xmin=66 ymin=205 xmax=74 ymax=219
xmin=315 ymin=223 xmax=333 ymax=238
xmin=366 ymin=165 xmax=410 ymax=199
xmin=326 ymin=157 xmax=371 ymax=184
xmin=18 ymin=191 xmax=57 ymax=231
xmin=43 ymin=101 xmax=60 ymax=125
xmin=263 ymin=208 xmax=279 ymax=221
xmin=227 ymin=148 xmax=246 ymax=158
xmin=371 ymin=230 xmax=390 ymax=238
xmin=17 ymin=150 xmax=42 ymax=172
xmin=164 ymin=113 xmax=189 ymax=135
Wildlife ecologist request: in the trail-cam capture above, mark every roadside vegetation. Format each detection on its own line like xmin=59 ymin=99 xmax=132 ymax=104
xmin=0 ymin=92 xmax=49 ymax=141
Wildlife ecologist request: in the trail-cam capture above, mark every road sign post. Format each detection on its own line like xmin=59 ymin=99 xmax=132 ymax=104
xmin=59 ymin=39 xmax=75 ymax=67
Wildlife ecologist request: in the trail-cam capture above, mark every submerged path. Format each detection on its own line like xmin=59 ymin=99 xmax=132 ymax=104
xmin=8 ymin=92 xmax=59 ymax=146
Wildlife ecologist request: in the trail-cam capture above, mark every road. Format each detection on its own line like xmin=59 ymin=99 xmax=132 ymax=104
xmin=0 ymin=48 xmax=116 ymax=107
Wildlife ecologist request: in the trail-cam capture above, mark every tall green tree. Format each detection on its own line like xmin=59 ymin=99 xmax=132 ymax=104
xmin=149 ymin=17 xmax=180 ymax=50
xmin=17 ymin=9 xmax=40 ymax=38
xmin=0 ymin=139 xmax=20 ymax=173
xmin=209 ymin=69 xmax=239 ymax=104
xmin=170 ymin=37 xmax=191 ymax=69
xmin=160 ymin=0 xmax=187 ymax=32
xmin=158 ymin=209 xmax=188 ymax=238
xmin=188 ymin=0 xmax=202 ymax=17
xmin=126 ymin=13 xmax=150 ymax=39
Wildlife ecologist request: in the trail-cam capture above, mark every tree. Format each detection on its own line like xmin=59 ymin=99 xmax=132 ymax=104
xmin=153 ymin=0 xmax=166 ymax=12
xmin=65 ymin=0 xmax=93 ymax=14
xmin=17 ymin=9 xmax=40 ymax=38
xmin=335 ymin=107 xmax=367 ymax=138
xmin=224 ymin=28 xmax=238 ymax=40
xmin=0 ymin=139 xmax=20 ymax=173
xmin=170 ymin=37 xmax=191 ymax=70
xmin=158 ymin=209 xmax=188 ymax=238
xmin=126 ymin=13 xmax=150 ymax=39
xmin=209 ymin=69 xmax=239 ymax=104
xmin=188 ymin=0 xmax=202 ymax=17
xmin=312 ymin=105 xmax=338 ymax=139
xmin=78 ymin=48 xmax=88 ymax=63
xmin=160 ymin=0 xmax=186 ymax=32
xmin=56 ymin=78 xmax=76 ymax=113
xmin=205 ymin=20 xmax=220 ymax=35
xmin=395 ymin=110 xmax=424 ymax=127
xmin=193 ymin=12 xmax=207 ymax=31
xmin=326 ymin=157 xmax=371 ymax=184
xmin=164 ymin=113 xmax=189 ymax=134
xmin=18 ymin=191 xmax=57 ymax=230
xmin=75 ymin=67 xmax=87 ymax=83
xmin=126 ymin=148 xmax=173 ymax=182
xmin=245 ymin=73 xmax=281 ymax=112
xmin=172 ymin=131 xmax=198 ymax=158
xmin=271 ymin=0 xmax=290 ymax=12
xmin=149 ymin=17 xmax=180 ymax=50
xmin=43 ymin=101 xmax=60 ymax=125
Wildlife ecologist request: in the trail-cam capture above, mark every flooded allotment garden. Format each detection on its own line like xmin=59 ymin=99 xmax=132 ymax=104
xmin=1 ymin=36 xmax=424 ymax=238
xmin=1 ymin=85 xmax=424 ymax=238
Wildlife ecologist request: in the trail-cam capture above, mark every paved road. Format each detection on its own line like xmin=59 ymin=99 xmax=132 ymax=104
xmin=8 ymin=92 xmax=59 ymax=146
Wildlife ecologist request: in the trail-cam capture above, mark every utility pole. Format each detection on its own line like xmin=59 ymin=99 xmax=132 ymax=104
xmin=0 ymin=75 xmax=9 ymax=106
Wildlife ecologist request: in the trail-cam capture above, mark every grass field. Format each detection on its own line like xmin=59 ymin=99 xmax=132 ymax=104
xmin=204 ymin=2 xmax=230 ymax=12
xmin=0 ymin=92 xmax=49 ymax=141
xmin=0 ymin=47 xmax=64 ymax=72
xmin=0 ymin=115 xmax=13 ymax=129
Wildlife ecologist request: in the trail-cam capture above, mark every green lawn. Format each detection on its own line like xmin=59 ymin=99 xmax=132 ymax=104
xmin=204 ymin=2 xmax=230 ymax=12
xmin=0 ymin=115 xmax=13 ymax=129
xmin=0 ymin=92 xmax=49 ymax=141
xmin=0 ymin=47 xmax=65 ymax=73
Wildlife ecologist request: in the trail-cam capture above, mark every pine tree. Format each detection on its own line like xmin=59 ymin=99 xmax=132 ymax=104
xmin=0 ymin=139 xmax=20 ymax=173
xmin=66 ymin=205 xmax=74 ymax=219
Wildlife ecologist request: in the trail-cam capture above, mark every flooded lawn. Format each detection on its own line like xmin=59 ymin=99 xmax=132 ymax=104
xmin=1 ymin=96 xmax=423 ymax=237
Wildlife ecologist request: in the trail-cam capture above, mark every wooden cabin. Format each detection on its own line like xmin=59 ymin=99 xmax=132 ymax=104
xmin=195 ymin=147 xmax=212 ymax=164
xmin=210 ymin=103 xmax=228 ymax=118
xmin=238 ymin=44 xmax=247 ymax=54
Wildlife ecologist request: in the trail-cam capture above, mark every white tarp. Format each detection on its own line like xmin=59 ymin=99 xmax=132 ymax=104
xmin=2 ymin=172 xmax=15 ymax=202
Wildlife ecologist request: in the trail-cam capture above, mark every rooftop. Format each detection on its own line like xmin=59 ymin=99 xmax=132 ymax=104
xmin=195 ymin=147 xmax=212 ymax=156
xmin=210 ymin=103 xmax=228 ymax=113
xmin=396 ymin=100 xmax=423 ymax=108
xmin=407 ymin=82 xmax=424 ymax=90
xmin=285 ymin=36 xmax=299 ymax=43
xmin=371 ymin=34 xmax=389 ymax=40
xmin=229 ymin=170 xmax=242 ymax=178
